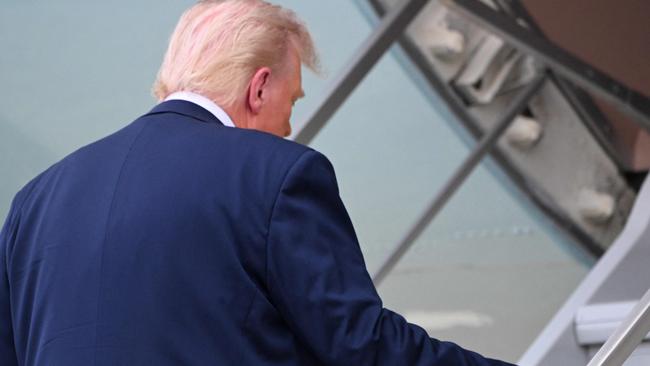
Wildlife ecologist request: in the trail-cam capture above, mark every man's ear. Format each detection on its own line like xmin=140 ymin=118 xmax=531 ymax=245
xmin=247 ymin=67 xmax=272 ymax=115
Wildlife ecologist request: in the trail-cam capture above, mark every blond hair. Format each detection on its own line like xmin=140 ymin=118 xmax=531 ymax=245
xmin=153 ymin=0 xmax=319 ymax=108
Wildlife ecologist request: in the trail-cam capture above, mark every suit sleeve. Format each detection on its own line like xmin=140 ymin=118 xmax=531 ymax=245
xmin=265 ymin=150 xmax=515 ymax=366
xmin=0 ymin=196 xmax=20 ymax=366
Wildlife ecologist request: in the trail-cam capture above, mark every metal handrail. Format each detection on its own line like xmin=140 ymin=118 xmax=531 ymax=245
xmin=587 ymin=287 xmax=650 ymax=366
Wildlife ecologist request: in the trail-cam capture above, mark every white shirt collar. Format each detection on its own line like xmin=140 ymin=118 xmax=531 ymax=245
xmin=164 ymin=91 xmax=236 ymax=128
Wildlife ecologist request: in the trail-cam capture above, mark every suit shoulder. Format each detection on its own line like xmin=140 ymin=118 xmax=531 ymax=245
xmin=8 ymin=161 xmax=60 ymax=219
xmin=198 ymin=127 xmax=315 ymax=175
xmin=227 ymin=127 xmax=312 ymax=158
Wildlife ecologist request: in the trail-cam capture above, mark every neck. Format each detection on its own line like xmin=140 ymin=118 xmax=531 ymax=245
xmin=221 ymin=103 xmax=245 ymax=129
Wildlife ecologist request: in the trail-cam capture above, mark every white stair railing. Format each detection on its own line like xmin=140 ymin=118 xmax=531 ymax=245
xmin=587 ymin=288 xmax=650 ymax=366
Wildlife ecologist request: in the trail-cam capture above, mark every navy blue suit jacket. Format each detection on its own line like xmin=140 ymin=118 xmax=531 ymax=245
xmin=0 ymin=101 xmax=514 ymax=365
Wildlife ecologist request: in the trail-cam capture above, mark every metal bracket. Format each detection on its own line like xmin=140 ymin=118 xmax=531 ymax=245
xmin=445 ymin=0 xmax=650 ymax=131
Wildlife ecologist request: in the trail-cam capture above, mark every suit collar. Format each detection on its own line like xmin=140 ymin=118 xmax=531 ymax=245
xmin=164 ymin=91 xmax=236 ymax=127
xmin=145 ymin=100 xmax=225 ymax=126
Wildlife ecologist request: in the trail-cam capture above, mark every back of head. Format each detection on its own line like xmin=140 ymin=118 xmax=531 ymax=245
xmin=153 ymin=0 xmax=319 ymax=109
